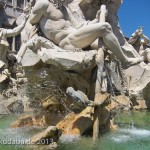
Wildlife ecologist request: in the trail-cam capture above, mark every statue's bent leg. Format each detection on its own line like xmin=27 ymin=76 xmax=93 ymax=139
xmin=59 ymin=22 xmax=108 ymax=50
xmin=59 ymin=22 xmax=143 ymax=65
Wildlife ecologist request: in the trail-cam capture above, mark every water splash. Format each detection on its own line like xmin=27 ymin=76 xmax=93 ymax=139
xmin=120 ymin=128 xmax=150 ymax=137
xmin=111 ymin=135 xmax=129 ymax=143
xmin=111 ymin=127 xmax=150 ymax=144
xmin=59 ymin=134 xmax=81 ymax=143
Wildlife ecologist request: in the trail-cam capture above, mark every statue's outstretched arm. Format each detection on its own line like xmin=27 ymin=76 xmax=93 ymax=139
xmin=6 ymin=16 xmax=28 ymax=37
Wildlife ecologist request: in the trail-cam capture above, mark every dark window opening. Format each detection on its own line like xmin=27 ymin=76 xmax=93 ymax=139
xmin=7 ymin=0 xmax=12 ymax=5
xmin=16 ymin=0 xmax=24 ymax=9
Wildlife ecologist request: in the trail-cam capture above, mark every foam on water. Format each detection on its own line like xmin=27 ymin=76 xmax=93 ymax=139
xmin=0 ymin=126 xmax=42 ymax=142
xmin=120 ymin=128 xmax=150 ymax=137
xmin=59 ymin=134 xmax=81 ymax=143
xmin=111 ymin=127 xmax=150 ymax=143
xmin=111 ymin=135 xmax=129 ymax=143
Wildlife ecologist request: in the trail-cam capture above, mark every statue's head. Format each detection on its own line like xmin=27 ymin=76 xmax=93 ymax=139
xmin=66 ymin=87 xmax=75 ymax=97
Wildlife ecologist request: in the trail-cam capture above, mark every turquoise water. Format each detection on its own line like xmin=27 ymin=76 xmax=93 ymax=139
xmin=56 ymin=111 xmax=150 ymax=150
xmin=0 ymin=115 xmax=43 ymax=150
xmin=1 ymin=111 xmax=150 ymax=150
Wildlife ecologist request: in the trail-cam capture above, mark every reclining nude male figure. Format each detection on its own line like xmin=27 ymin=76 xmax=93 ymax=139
xmin=17 ymin=0 xmax=143 ymax=66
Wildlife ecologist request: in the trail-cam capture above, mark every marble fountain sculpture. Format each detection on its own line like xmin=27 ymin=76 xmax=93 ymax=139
xmin=1 ymin=0 xmax=150 ymax=146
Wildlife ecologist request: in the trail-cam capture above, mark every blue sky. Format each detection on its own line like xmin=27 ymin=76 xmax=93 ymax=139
xmin=118 ymin=0 xmax=150 ymax=38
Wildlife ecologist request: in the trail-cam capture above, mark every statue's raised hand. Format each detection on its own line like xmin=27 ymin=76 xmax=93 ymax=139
xmin=97 ymin=5 xmax=108 ymax=22
xmin=136 ymin=27 xmax=143 ymax=36
xmin=96 ymin=10 xmax=101 ymax=20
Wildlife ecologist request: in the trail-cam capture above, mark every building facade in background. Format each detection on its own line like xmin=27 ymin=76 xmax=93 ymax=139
xmin=0 ymin=0 xmax=28 ymax=51
xmin=0 ymin=0 xmax=28 ymax=27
